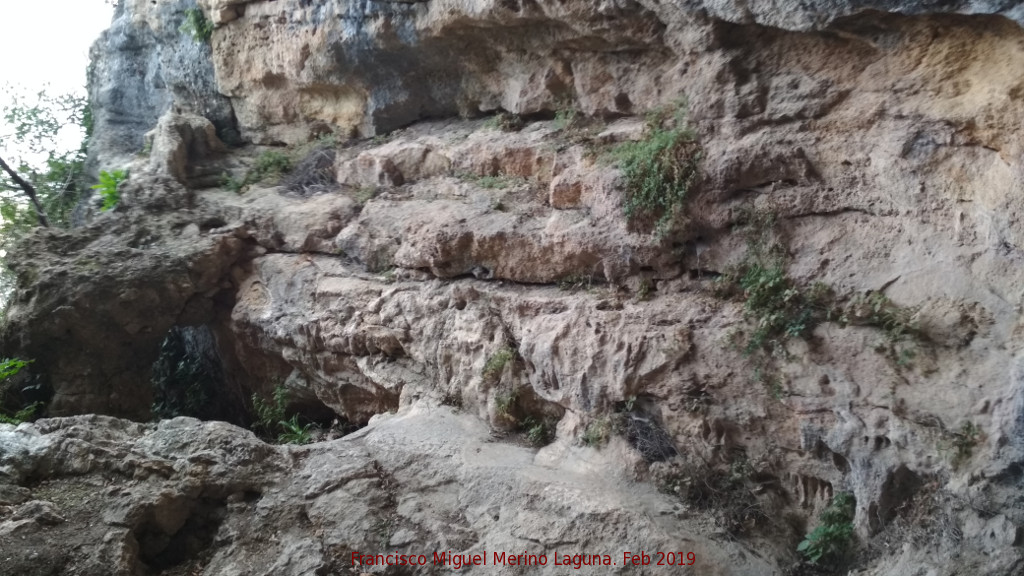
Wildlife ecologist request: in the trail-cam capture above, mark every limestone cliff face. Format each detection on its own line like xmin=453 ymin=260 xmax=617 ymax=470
xmin=3 ymin=0 xmax=1024 ymax=575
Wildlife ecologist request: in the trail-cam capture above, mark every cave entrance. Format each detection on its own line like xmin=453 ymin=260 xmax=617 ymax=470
xmin=150 ymin=326 xmax=370 ymax=443
xmin=132 ymin=495 xmax=229 ymax=574
xmin=150 ymin=325 xmax=247 ymax=425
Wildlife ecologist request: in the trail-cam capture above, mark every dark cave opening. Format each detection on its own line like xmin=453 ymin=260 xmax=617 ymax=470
xmin=150 ymin=325 xmax=247 ymax=425
xmin=132 ymin=496 xmax=228 ymax=574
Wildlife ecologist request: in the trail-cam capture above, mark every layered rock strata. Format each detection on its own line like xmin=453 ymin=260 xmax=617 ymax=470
xmin=3 ymin=0 xmax=1024 ymax=574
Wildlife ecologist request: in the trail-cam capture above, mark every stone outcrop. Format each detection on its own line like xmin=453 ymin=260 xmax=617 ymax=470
xmin=5 ymin=0 xmax=1024 ymax=574
xmin=144 ymin=112 xmax=229 ymax=189
xmin=88 ymin=0 xmax=236 ymax=174
xmin=0 ymin=188 xmax=248 ymax=419
xmin=0 ymin=412 xmax=777 ymax=575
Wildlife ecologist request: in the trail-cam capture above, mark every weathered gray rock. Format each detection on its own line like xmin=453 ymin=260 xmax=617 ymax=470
xmin=0 ymin=204 xmax=248 ymax=419
xmin=87 ymin=0 xmax=236 ymax=174
xmin=0 ymin=412 xmax=777 ymax=575
xmin=13 ymin=0 xmax=1024 ymax=574
xmin=144 ymin=111 xmax=228 ymax=188
xmin=686 ymin=0 xmax=1024 ymax=31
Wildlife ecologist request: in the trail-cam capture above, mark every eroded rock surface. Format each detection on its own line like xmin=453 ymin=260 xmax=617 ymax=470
xmin=0 ymin=412 xmax=777 ymax=575
xmin=7 ymin=0 xmax=1024 ymax=574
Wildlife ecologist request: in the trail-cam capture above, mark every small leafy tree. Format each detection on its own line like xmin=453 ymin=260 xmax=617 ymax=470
xmin=92 ymin=169 xmax=127 ymax=211
xmin=0 ymin=85 xmax=92 ymax=236
xmin=798 ymin=492 xmax=856 ymax=565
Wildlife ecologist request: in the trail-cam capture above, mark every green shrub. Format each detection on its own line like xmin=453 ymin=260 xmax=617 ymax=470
xmin=0 ymin=358 xmax=38 ymax=425
xmin=484 ymin=112 xmax=525 ymax=132
xmin=636 ymin=278 xmax=654 ymax=301
xmin=251 ymin=385 xmax=316 ymax=444
xmin=220 ymin=172 xmax=245 ymax=194
xmin=737 ymin=260 xmax=821 ymax=355
xmin=553 ymin=106 xmax=579 ymax=131
xmin=180 ymin=8 xmax=214 ymax=42
xmin=522 ymin=416 xmax=553 ymax=447
xmin=558 ymin=274 xmax=594 ymax=292
xmin=483 ymin=346 xmax=517 ymax=380
xmin=720 ymin=210 xmax=837 ymax=358
xmin=251 ymin=150 xmax=292 ymax=182
xmin=278 ymin=414 xmax=313 ymax=445
xmin=582 ymin=416 xmax=616 ymax=447
xmin=316 ymin=132 xmax=340 ymax=148
xmin=798 ymin=492 xmax=856 ymax=565
xmin=221 ymin=150 xmax=293 ymax=193
xmin=0 ymin=402 xmax=41 ymax=425
xmin=952 ymin=421 xmax=981 ymax=463
xmin=612 ymin=102 xmax=701 ymax=236
xmin=458 ymin=172 xmax=525 ymax=190
xmin=353 ymin=186 xmax=379 ymax=205
xmin=844 ymin=292 xmax=918 ymax=342
xmin=92 ymin=169 xmax=126 ymax=211
xmin=252 ymin=385 xmax=288 ymax=435
xmin=0 ymin=357 xmax=30 ymax=380
xmin=494 ymin=389 xmax=519 ymax=420
xmin=719 ymin=209 xmax=923 ymax=401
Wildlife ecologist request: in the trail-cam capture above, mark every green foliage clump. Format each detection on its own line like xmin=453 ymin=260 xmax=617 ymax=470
xmin=252 ymin=385 xmax=289 ymax=435
xmin=180 ymin=8 xmax=214 ymax=42
xmin=491 ymin=384 xmax=558 ymax=448
xmin=719 ymin=209 xmax=923 ymax=398
xmin=483 ymin=346 xmax=517 ymax=380
xmin=221 ymin=150 xmax=293 ymax=193
xmin=0 ymin=357 xmax=30 ymax=379
xmin=277 ymin=414 xmax=313 ymax=445
xmin=0 ymin=358 xmax=38 ymax=425
xmin=553 ymin=106 xmax=580 ymax=131
xmin=845 ymin=292 xmax=918 ymax=343
xmin=557 ymin=274 xmax=594 ymax=292
xmin=251 ymin=385 xmax=321 ymax=445
xmin=484 ymin=112 xmax=524 ymax=132
xmin=150 ymin=328 xmax=227 ymax=421
xmin=736 ymin=261 xmax=833 ymax=357
xmin=494 ymin=389 xmax=518 ymax=420
xmin=458 ymin=172 xmax=525 ymax=190
xmin=798 ymin=492 xmax=856 ymax=566
xmin=251 ymin=150 xmax=291 ymax=182
xmin=522 ymin=416 xmax=553 ymax=447
xmin=612 ymin=102 xmax=701 ymax=236
xmin=721 ymin=210 xmax=837 ymax=359
xmin=725 ymin=209 xmax=920 ymax=358
xmin=1 ymin=86 xmax=92 ymax=235
xmin=353 ymin=186 xmax=379 ymax=205
xmin=220 ymin=172 xmax=245 ymax=193
xmin=251 ymin=385 xmax=314 ymax=444
xmin=0 ymin=402 xmax=41 ymax=425
xmin=636 ymin=278 xmax=654 ymax=301
xmin=582 ymin=416 xmax=616 ymax=447
xmin=951 ymin=421 xmax=981 ymax=465
xmin=92 ymin=169 xmax=126 ymax=211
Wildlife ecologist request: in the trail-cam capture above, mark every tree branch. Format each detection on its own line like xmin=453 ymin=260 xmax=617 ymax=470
xmin=0 ymin=155 xmax=49 ymax=227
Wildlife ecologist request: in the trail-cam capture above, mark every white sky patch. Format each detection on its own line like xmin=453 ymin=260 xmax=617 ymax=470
xmin=4 ymin=0 xmax=114 ymax=96
xmin=2 ymin=0 xmax=114 ymax=162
